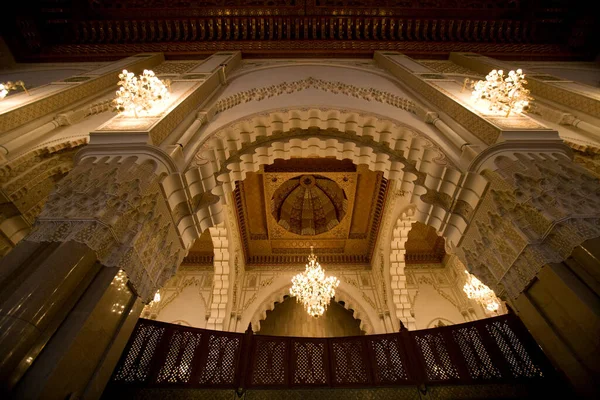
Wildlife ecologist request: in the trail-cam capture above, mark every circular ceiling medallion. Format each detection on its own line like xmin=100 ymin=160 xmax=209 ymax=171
xmin=271 ymin=174 xmax=348 ymax=236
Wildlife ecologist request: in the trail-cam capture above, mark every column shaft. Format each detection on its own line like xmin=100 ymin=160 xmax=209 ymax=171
xmin=0 ymin=240 xmax=99 ymax=390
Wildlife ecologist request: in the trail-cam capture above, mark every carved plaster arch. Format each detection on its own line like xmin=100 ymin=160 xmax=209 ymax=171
xmin=459 ymin=150 xmax=600 ymax=299
xmin=248 ymin=283 xmax=375 ymax=335
xmin=389 ymin=205 xmax=418 ymax=330
xmin=183 ymin=108 xmax=486 ymax=247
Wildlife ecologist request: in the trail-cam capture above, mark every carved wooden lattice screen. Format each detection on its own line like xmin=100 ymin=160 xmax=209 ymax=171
xmin=109 ymin=314 xmax=556 ymax=390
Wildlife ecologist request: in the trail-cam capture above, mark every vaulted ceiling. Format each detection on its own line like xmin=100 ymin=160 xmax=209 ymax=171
xmin=4 ymin=0 xmax=598 ymax=62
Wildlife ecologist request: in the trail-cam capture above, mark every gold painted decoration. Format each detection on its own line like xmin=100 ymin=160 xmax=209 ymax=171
xmin=271 ymin=175 xmax=347 ymax=236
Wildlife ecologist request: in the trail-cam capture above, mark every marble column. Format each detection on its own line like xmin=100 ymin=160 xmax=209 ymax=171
xmin=0 ymin=238 xmax=147 ymax=399
xmin=0 ymin=240 xmax=100 ymax=391
xmin=12 ymin=266 xmax=143 ymax=400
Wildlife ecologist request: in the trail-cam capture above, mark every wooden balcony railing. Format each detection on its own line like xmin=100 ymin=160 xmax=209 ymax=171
xmin=106 ymin=314 xmax=561 ymax=393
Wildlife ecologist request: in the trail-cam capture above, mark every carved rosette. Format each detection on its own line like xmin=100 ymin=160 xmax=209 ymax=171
xmin=458 ymin=153 xmax=600 ymax=299
xmin=26 ymin=156 xmax=185 ymax=302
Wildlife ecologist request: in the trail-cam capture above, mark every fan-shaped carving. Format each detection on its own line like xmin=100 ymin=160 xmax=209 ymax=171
xmin=271 ymin=175 xmax=347 ymax=236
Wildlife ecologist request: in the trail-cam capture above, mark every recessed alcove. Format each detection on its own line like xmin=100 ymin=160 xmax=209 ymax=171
xmin=257 ymin=296 xmax=364 ymax=337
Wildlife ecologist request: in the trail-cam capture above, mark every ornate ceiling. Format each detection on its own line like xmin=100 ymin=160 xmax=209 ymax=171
xmin=4 ymin=1 xmax=598 ymax=61
xmin=271 ymin=174 xmax=347 ymax=236
xmin=233 ymin=158 xmax=387 ymax=268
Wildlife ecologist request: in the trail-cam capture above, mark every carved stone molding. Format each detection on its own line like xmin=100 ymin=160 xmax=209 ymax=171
xmin=26 ymin=155 xmax=185 ymax=302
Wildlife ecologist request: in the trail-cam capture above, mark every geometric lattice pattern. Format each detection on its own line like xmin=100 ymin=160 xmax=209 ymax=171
xmin=251 ymin=339 xmax=288 ymax=386
xmin=293 ymin=341 xmax=328 ymax=385
xmin=198 ymin=334 xmax=241 ymax=385
xmin=369 ymin=336 xmax=409 ymax=384
xmin=157 ymin=331 xmax=202 ymax=384
xmin=331 ymin=339 xmax=370 ymax=385
xmin=452 ymin=327 xmax=501 ymax=380
xmin=113 ymin=323 xmax=166 ymax=383
xmin=109 ymin=315 xmax=556 ymax=393
xmin=414 ymin=332 xmax=460 ymax=381
xmin=486 ymin=320 xmax=544 ymax=378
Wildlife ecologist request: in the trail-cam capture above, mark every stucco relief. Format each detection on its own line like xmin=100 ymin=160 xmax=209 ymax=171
xmin=213 ymin=76 xmax=418 ymax=116
xmin=0 ymin=139 xmax=88 ymax=256
xmin=458 ymin=152 xmax=600 ymax=299
xmin=26 ymin=155 xmax=185 ymax=302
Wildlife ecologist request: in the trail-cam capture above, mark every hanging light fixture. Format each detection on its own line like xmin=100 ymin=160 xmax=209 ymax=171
xmin=111 ymin=270 xmax=128 ymax=314
xmin=290 ymin=246 xmax=340 ymax=318
xmin=463 ymin=270 xmax=501 ymax=313
xmin=0 ymin=80 xmax=29 ymax=99
xmin=111 ymin=69 xmax=170 ymax=117
xmin=464 ymin=69 xmax=532 ymax=117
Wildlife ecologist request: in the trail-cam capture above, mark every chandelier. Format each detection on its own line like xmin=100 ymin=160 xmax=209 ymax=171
xmin=463 ymin=270 xmax=501 ymax=313
xmin=290 ymin=246 xmax=340 ymax=318
xmin=110 ymin=270 xmax=128 ymax=314
xmin=112 ymin=69 xmax=170 ymax=117
xmin=467 ymin=69 xmax=532 ymax=117
xmin=0 ymin=80 xmax=29 ymax=99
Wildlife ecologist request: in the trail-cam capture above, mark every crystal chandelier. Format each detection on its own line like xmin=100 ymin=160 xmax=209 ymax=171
xmin=290 ymin=246 xmax=340 ymax=317
xmin=111 ymin=270 xmax=128 ymax=314
xmin=0 ymin=80 xmax=29 ymax=99
xmin=112 ymin=69 xmax=170 ymax=117
xmin=463 ymin=270 xmax=501 ymax=313
xmin=467 ymin=69 xmax=532 ymax=117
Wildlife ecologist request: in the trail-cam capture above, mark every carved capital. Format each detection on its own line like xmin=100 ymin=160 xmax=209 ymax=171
xmin=424 ymin=111 xmax=439 ymax=124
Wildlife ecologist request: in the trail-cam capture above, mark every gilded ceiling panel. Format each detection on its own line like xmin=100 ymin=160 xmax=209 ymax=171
xmin=233 ymin=158 xmax=388 ymax=267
